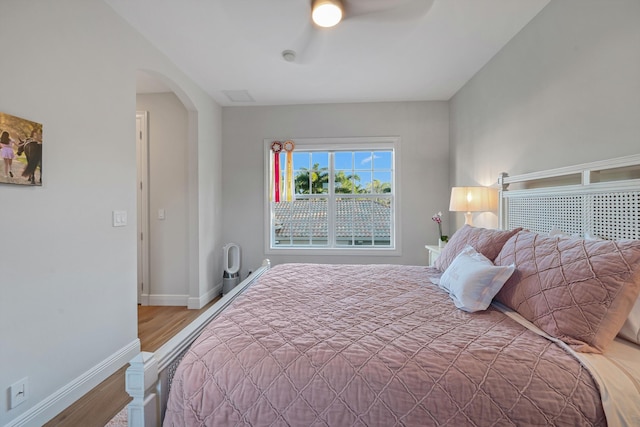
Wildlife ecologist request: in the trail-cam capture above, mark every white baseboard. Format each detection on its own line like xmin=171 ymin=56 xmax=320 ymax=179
xmin=147 ymin=294 xmax=188 ymax=306
xmin=139 ymin=293 xmax=150 ymax=305
xmin=5 ymin=339 xmax=140 ymax=427
xmin=144 ymin=283 xmax=222 ymax=308
xmin=187 ymin=282 xmax=222 ymax=309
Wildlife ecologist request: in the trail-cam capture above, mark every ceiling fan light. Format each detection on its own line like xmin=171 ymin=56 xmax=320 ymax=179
xmin=312 ymin=0 xmax=343 ymax=28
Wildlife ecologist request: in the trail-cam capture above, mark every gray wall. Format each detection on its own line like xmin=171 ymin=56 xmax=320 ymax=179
xmin=222 ymin=101 xmax=450 ymax=274
xmin=0 ymin=1 xmax=222 ymax=425
xmin=137 ymin=93 xmax=190 ymax=302
xmin=450 ymin=0 xmax=640 ymax=229
xmin=3 ymin=0 xmax=638 ymax=424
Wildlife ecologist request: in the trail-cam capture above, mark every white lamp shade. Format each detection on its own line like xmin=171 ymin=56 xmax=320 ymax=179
xmin=449 ymin=186 xmax=497 ymax=225
xmin=312 ymin=0 xmax=343 ymax=27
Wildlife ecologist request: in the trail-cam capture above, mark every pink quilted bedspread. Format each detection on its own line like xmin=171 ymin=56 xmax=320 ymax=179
xmin=164 ymin=264 xmax=605 ymax=426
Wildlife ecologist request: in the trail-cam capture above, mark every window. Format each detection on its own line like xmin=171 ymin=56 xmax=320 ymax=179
xmin=265 ymin=137 xmax=398 ymax=254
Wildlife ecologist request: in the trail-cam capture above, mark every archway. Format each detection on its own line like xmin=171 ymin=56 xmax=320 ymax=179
xmin=135 ymin=69 xmax=199 ymax=307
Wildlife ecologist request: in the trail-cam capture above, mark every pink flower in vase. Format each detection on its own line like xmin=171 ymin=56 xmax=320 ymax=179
xmin=431 ymin=212 xmax=448 ymax=244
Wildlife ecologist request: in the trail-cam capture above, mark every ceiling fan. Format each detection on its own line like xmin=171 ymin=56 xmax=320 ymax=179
xmin=284 ymin=0 xmax=435 ymax=63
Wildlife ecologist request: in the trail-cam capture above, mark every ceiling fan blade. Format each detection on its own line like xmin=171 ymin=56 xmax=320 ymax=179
xmin=287 ymin=0 xmax=434 ymax=64
xmin=289 ymin=23 xmax=328 ymax=64
xmin=346 ymin=0 xmax=435 ymax=23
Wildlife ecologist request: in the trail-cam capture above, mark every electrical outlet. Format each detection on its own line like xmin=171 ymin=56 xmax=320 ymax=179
xmin=9 ymin=377 xmax=28 ymax=409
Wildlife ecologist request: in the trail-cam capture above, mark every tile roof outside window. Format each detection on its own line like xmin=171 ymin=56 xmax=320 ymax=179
xmin=274 ymin=199 xmax=391 ymax=244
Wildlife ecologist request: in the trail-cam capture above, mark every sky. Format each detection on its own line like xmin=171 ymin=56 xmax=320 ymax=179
xmin=284 ymin=150 xmax=393 ymax=192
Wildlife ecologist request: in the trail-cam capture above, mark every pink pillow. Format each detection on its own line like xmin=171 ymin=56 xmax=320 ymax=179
xmin=495 ymin=230 xmax=640 ymax=353
xmin=434 ymin=225 xmax=521 ymax=272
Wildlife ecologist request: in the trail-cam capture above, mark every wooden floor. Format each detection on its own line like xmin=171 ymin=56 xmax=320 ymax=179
xmin=44 ymin=299 xmax=218 ymax=427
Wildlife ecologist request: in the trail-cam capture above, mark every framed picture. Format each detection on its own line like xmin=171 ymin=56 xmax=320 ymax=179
xmin=0 ymin=112 xmax=43 ymax=186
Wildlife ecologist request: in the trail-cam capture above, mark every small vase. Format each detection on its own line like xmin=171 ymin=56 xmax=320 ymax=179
xmin=438 ymin=239 xmax=446 ymax=248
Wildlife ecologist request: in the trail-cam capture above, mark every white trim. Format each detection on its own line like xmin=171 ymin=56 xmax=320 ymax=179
xmin=502 ymin=179 xmax=640 ymax=198
xmin=139 ymin=292 xmax=150 ymax=306
xmin=5 ymin=340 xmax=140 ymax=427
xmin=263 ymin=136 xmax=401 ymax=256
xmin=186 ymin=111 xmax=200 ymax=309
xmin=147 ymin=294 xmax=188 ymax=306
xmin=187 ymin=282 xmax=222 ymax=309
xmin=285 ymin=137 xmax=398 ymax=151
xmin=125 ymin=352 xmax=159 ymax=427
xmin=267 ymin=247 xmax=402 ymax=256
xmin=136 ymin=111 xmax=150 ymax=305
xmin=499 ymin=154 xmax=640 ymax=239
xmin=148 ymin=283 xmax=224 ymax=308
xmin=500 ymin=153 xmax=640 ymax=185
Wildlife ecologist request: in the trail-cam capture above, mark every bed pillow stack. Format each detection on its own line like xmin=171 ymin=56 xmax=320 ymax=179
xmin=494 ymin=230 xmax=640 ymax=353
xmin=434 ymin=225 xmax=521 ymax=271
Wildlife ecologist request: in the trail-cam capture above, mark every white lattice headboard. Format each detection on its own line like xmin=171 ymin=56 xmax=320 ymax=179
xmin=499 ymin=154 xmax=640 ymax=240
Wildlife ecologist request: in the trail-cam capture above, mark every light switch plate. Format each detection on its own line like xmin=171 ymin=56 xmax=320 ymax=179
xmin=112 ymin=210 xmax=127 ymax=227
xmin=10 ymin=377 xmax=28 ymax=409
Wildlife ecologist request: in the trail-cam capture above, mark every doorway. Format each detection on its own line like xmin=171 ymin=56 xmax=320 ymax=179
xmin=135 ymin=69 xmax=203 ymax=308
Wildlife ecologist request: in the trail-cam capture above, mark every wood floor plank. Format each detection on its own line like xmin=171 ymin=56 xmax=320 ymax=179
xmin=43 ymin=365 xmax=130 ymax=427
xmin=44 ymin=298 xmax=219 ymax=426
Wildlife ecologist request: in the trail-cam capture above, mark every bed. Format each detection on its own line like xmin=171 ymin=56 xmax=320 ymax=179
xmin=126 ymin=154 xmax=640 ymax=426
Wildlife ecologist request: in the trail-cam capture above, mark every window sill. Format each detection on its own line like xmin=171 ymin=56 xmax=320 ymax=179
xmin=266 ymin=247 xmax=401 ymax=257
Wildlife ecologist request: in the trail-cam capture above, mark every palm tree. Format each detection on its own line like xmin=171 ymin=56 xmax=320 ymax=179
xmin=295 ymin=163 xmax=329 ymax=194
xmin=334 ymin=170 xmax=362 ymax=194
xmin=366 ymin=179 xmax=391 ymax=194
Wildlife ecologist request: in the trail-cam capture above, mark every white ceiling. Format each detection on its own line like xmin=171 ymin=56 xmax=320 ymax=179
xmin=105 ymin=0 xmax=550 ymax=106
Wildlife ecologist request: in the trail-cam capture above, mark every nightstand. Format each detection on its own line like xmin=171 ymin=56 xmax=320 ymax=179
xmin=425 ymin=245 xmax=443 ymax=267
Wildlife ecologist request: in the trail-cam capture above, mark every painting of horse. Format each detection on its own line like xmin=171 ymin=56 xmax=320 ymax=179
xmin=17 ymin=139 xmax=42 ymax=185
xmin=0 ymin=111 xmax=43 ymax=186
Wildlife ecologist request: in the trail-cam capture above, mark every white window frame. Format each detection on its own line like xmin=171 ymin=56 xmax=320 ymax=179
xmin=264 ymin=136 xmax=401 ymax=256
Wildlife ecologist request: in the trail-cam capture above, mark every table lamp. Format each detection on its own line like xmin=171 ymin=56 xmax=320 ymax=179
xmin=449 ymin=186 xmax=496 ymax=226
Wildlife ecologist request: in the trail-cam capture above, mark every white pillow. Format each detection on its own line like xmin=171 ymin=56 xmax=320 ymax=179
xmin=618 ymin=296 xmax=640 ymax=345
xmin=584 ymin=231 xmax=603 ymax=240
xmin=439 ymin=245 xmax=515 ymax=312
xmin=548 ymin=226 xmax=571 ymax=238
xmin=549 ymin=226 xmax=603 ymax=240
xmin=548 ymin=226 xmax=583 ymax=239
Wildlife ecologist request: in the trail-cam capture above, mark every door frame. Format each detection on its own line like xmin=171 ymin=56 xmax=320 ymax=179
xmin=136 ymin=111 xmax=150 ymax=305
